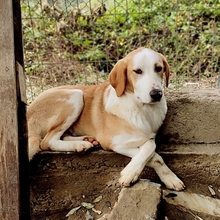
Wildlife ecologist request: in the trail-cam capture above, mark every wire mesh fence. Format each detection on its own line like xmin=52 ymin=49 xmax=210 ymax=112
xmin=21 ymin=0 xmax=220 ymax=103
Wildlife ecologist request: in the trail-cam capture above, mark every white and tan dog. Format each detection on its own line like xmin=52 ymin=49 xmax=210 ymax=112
xmin=28 ymin=48 xmax=185 ymax=191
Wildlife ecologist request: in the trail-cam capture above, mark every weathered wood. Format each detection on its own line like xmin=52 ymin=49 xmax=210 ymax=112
xmin=16 ymin=62 xmax=27 ymax=104
xmin=0 ymin=0 xmax=29 ymax=219
xmin=13 ymin=0 xmax=30 ymax=219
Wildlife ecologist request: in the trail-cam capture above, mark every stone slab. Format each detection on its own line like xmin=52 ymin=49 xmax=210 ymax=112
xmin=98 ymin=179 xmax=161 ymax=220
xmin=163 ymin=189 xmax=220 ymax=220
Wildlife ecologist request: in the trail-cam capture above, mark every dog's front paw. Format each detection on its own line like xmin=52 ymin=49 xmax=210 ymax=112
xmin=119 ymin=174 xmax=138 ymax=187
xmin=162 ymin=173 xmax=185 ymax=191
xmin=76 ymin=141 xmax=94 ymax=152
xmin=118 ymin=167 xmax=139 ymax=187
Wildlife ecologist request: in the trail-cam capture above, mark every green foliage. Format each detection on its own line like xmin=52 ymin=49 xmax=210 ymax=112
xmin=22 ymin=0 xmax=220 ymax=87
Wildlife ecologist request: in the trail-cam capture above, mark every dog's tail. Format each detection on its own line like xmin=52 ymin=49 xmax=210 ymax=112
xmin=28 ymin=136 xmax=42 ymax=161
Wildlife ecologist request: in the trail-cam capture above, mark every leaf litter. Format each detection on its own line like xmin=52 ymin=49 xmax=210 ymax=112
xmin=66 ymin=195 xmax=103 ymax=218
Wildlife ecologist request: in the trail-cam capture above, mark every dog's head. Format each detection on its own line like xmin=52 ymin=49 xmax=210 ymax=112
xmin=109 ymin=48 xmax=170 ymax=104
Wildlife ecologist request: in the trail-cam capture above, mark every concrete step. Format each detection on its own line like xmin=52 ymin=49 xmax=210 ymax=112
xmin=30 ymin=144 xmax=220 ymax=220
xmin=157 ymin=89 xmax=220 ymax=144
xmin=158 ymin=144 xmax=220 ymax=187
xmin=160 ymin=144 xmax=220 ymax=220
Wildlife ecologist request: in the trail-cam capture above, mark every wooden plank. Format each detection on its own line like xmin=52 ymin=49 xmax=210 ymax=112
xmin=13 ymin=0 xmax=31 ymax=219
xmin=0 ymin=0 xmax=21 ymax=219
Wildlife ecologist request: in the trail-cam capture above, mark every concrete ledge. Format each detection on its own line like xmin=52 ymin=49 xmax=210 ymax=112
xmin=30 ymin=145 xmax=220 ymax=219
xmin=157 ymin=89 xmax=220 ymax=144
xmin=30 ymin=151 xmax=128 ymax=220
xmin=158 ymin=144 xmax=220 ymax=186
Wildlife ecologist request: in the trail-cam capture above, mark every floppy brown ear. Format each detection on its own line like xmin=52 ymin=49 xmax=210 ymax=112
xmin=158 ymin=53 xmax=170 ymax=87
xmin=109 ymin=59 xmax=127 ymax=97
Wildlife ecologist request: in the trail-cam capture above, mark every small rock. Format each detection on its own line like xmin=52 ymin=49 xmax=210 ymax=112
xmin=98 ymin=179 xmax=161 ymax=220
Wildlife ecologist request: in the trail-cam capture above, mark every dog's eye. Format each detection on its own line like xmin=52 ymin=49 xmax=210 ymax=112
xmin=155 ymin=66 xmax=162 ymax=72
xmin=134 ymin=69 xmax=142 ymax=74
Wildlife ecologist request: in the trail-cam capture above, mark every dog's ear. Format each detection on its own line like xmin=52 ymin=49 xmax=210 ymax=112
xmin=109 ymin=59 xmax=127 ymax=97
xmin=158 ymin=53 xmax=170 ymax=87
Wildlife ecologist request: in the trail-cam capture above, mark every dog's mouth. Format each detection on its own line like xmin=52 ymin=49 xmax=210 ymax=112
xmin=137 ymin=97 xmax=158 ymax=105
xmin=138 ymin=96 xmax=163 ymax=105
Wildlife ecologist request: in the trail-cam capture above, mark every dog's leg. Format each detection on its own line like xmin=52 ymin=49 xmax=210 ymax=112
xmin=28 ymin=135 xmax=42 ymax=160
xmin=147 ymin=153 xmax=185 ymax=191
xmin=62 ymin=135 xmax=99 ymax=146
xmin=39 ymin=89 xmax=95 ymax=153
xmin=113 ymin=146 xmax=140 ymax=158
xmin=115 ymin=142 xmax=185 ymax=191
xmin=41 ymin=131 xmax=95 ymax=152
xmin=116 ymin=139 xmax=156 ymax=187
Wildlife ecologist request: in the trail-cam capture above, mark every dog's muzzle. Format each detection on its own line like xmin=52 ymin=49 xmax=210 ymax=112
xmin=150 ymin=89 xmax=163 ymax=102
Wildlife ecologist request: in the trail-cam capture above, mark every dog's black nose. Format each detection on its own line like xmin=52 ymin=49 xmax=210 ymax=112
xmin=150 ymin=89 xmax=163 ymax=102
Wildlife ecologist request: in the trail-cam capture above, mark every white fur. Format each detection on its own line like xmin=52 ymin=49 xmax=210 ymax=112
xmin=105 ymin=86 xmax=167 ymax=132
xmin=133 ymin=49 xmax=163 ymax=104
xmin=119 ymin=139 xmax=156 ymax=186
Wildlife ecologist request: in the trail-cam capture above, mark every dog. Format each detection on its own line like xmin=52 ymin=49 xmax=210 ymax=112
xmin=28 ymin=47 xmax=185 ymax=191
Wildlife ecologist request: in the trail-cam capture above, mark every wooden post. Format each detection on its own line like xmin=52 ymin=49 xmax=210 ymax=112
xmin=0 ymin=0 xmax=30 ymax=219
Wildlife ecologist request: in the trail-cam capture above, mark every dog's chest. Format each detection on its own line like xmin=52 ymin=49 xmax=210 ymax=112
xmin=112 ymin=131 xmax=152 ymax=149
xmin=111 ymin=106 xmax=166 ymax=149
xmin=120 ymin=102 xmax=166 ymax=133
xmin=105 ymin=89 xmax=167 ymax=134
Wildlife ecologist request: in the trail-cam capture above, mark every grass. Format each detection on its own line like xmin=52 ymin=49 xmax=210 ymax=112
xmin=21 ymin=0 xmax=220 ymax=102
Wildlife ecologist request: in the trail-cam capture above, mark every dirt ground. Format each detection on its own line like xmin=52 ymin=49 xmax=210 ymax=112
xmin=29 ymin=150 xmax=160 ymax=220
xmin=30 ymin=147 xmax=220 ymax=220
